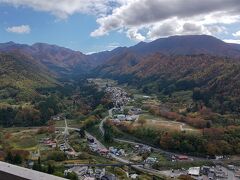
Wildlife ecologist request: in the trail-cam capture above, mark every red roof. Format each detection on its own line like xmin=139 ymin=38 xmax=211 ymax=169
xmin=176 ymin=155 xmax=188 ymax=160
xmin=99 ymin=149 xmax=109 ymax=153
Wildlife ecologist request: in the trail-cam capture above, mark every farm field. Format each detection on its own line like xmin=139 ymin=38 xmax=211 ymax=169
xmin=139 ymin=113 xmax=200 ymax=133
xmin=1 ymin=128 xmax=48 ymax=151
xmin=55 ymin=119 xmax=81 ymax=128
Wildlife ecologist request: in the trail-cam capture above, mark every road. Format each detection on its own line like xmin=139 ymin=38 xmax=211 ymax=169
xmin=99 ymin=108 xmax=208 ymax=162
xmin=55 ymin=120 xmax=185 ymax=177
xmin=65 ymin=117 xmax=166 ymax=178
xmin=99 ymin=108 xmax=113 ymax=136
xmin=55 ymin=119 xmax=79 ymax=156
xmin=56 ymin=110 xmax=204 ymax=178
xmin=65 ymin=162 xmax=144 ymax=168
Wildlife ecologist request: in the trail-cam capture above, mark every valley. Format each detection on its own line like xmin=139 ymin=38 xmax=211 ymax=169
xmin=1 ymin=35 xmax=240 ymax=179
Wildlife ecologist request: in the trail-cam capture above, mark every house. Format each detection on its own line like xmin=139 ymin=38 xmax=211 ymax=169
xmin=215 ymin=155 xmax=224 ymax=160
xmin=215 ymin=170 xmax=226 ymax=178
xmin=51 ymin=114 xmax=65 ymax=121
xmin=176 ymin=155 xmax=189 ymax=161
xmin=126 ymin=115 xmax=138 ymax=121
xmin=99 ymin=148 xmax=109 ymax=156
xmin=235 ymin=170 xmax=240 ymax=178
xmin=139 ymin=145 xmax=152 ymax=153
xmin=95 ymin=168 xmax=106 ymax=179
xmin=117 ymin=114 xmax=126 ymax=121
xmin=101 ymin=174 xmax=117 ymax=180
xmin=143 ymin=95 xmax=150 ymax=98
xmin=109 ymin=147 xmax=118 ymax=154
xmin=87 ymin=137 xmax=95 ymax=143
xmin=208 ymin=172 xmax=215 ymax=180
xmin=118 ymin=149 xmax=125 ymax=156
xmin=84 ymin=177 xmax=95 ymax=180
xmin=227 ymin=165 xmax=235 ymax=170
xmin=129 ymin=108 xmax=142 ymax=115
xmin=89 ymin=143 xmax=98 ymax=152
xmin=64 ymin=169 xmax=72 ymax=176
xmin=129 ymin=174 xmax=138 ymax=179
xmin=112 ymin=118 xmax=121 ymax=124
xmin=144 ymin=157 xmax=158 ymax=164
xmin=43 ymin=139 xmax=57 ymax=148
xmin=87 ymin=168 xmax=94 ymax=176
xmin=188 ymin=167 xmax=200 ymax=176
xmin=201 ymin=166 xmax=210 ymax=175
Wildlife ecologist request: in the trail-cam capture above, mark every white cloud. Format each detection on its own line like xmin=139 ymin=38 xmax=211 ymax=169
xmin=224 ymin=39 xmax=240 ymax=44
xmin=233 ymin=30 xmax=240 ymax=37
xmin=6 ymin=25 xmax=31 ymax=34
xmin=1 ymin=0 xmax=240 ymax=40
xmin=107 ymin=42 xmax=120 ymax=49
xmin=0 ymin=0 xmax=116 ymax=19
xmin=127 ymin=29 xmax=145 ymax=41
xmin=91 ymin=0 xmax=240 ymax=40
xmin=146 ymin=18 xmax=226 ymax=40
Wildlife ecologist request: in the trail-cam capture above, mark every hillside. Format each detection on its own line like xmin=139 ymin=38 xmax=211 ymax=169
xmin=90 ymin=35 xmax=240 ymax=63
xmin=1 ymin=35 xmax=240 ymax=110
xmin=94 ymin=53 xmax=240 ymax=114
xmin=0 ymin=42 xmax=90 ymax=76
xmin=0 ymin=52 xmax=57 ymax=101
xmin=1 ymin=35 xmax=240 ymax=77
xmin=129 ymin=35 xmax=240 ymax=57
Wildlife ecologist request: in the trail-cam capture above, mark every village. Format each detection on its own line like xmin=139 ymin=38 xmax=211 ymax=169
xmin=91 ymin=81 xmax=240 ymax=180
xmin=23 ymin=82 xmax=240 ymax=180
xmin=1 ymin=79 xmax=240 ymax=180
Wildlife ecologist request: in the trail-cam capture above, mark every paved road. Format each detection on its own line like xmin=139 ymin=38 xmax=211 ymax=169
xmin=85 ymin=130 xmax=165 ymax=177
xmin=65 ymin=162 xmax=144 ymax=168
xmin=99 ymin=108 xmax=113 ymax=136
xmin=57 ymin=110 xmax=204 ymax=178
xmin=56 ymin=120 xmax=79 ymax=156
xmin=99 ymin=108 xmax=210 ymax=162
xmin=114 ymin=138 xmax=207 ymax=161
xmin=56 ymin=127 xmax=80 ymax=131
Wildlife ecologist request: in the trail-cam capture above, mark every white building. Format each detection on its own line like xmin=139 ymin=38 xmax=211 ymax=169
xmin=188 ymin=167 xmax=200 ymax=176
xmin=117 ymin=114 xmax=126 ymax=121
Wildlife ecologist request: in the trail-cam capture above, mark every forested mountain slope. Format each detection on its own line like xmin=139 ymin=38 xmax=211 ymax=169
xmin=94 ymin=53 xmax=240 ymax=114
xmin=0 ymin=52 xmax=57 ymax=101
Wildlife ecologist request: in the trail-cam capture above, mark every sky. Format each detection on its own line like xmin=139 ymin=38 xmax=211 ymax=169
xmin=1 ymin=0 xmax=240 ymax=54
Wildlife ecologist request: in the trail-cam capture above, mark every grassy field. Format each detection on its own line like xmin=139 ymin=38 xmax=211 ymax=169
xmin=88 ymin=78 xmax=117 ymax=89
xmin=54 ymin=119 xmax=82 ymax=128
xmin=0 ymin=127 xmax=51 ymax=152
xmin=127 ymin=113 xmax=200 ymax=133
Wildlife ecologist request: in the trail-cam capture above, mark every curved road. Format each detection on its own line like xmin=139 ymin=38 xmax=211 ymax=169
xmin=56 ymin=117 xmax=165 ymax=177
xmin=56 ymin=111 xmax=211 ymax=178
xmin=99 ymin=108 xmax=113 ymax=136
xmin=99 ymin=108 xmax=210 ymax=162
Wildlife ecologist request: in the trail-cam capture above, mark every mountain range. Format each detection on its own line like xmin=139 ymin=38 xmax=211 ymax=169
xmin=1 ymin=35 xmax=240 ymax=112
xmin=1 ymin=35 xmax=240 ymax=76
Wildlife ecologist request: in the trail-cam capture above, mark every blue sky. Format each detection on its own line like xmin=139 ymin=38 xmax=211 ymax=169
xmin=1 ymin=0 xmax=240 ymax=54
xmin=0 ymin=4 xmax=135 ymax=53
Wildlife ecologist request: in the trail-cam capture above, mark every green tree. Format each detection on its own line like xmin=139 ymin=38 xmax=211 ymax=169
xmin=13 ymin=154 xmax=22 ymax=164
xmin=5 ymin=151 xmax=13 ymax=163
xmin=66 ymin=172 xmax=78 ymax=180
xmin=47 ymin=164 xmax=55 ymax=174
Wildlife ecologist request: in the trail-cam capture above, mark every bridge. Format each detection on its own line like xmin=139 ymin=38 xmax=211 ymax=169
xmin=64 ymin=162 xmax=145 ymax=168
